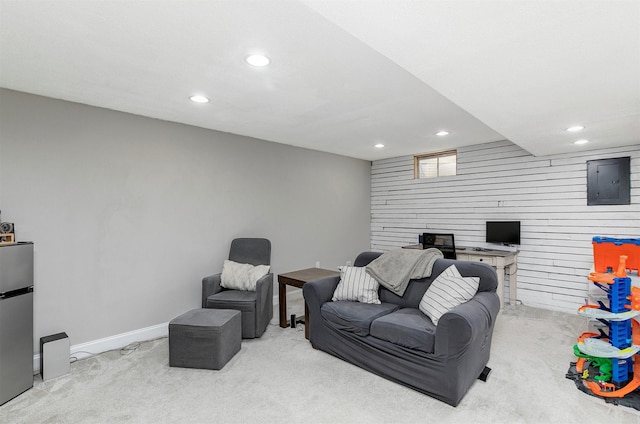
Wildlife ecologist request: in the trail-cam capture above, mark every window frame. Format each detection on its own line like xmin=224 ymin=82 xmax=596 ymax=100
xmin=413 ymin=150 xmax=457 ymax=179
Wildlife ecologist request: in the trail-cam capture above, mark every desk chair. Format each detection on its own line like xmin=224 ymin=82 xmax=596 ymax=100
xmin=422 ymin=233 xmax=456 ymax=259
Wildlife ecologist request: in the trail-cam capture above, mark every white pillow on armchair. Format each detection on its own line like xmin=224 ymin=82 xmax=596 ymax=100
xmin=221 ymin=260 xmax=270 ymax=291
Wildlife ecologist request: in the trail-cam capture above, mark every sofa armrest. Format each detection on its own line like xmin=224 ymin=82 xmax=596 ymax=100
xmin=302 ymin=276 xmax=340 ymax=344
xmin=434 ymin=291 xmax=500 ymax=357
xmin=202 ymin=273 xmax=223 ymax=307
xmin=255 ymin=273 xmax=273 ymax=312
xmin=302 ymin=276 xmax=340 ymax=309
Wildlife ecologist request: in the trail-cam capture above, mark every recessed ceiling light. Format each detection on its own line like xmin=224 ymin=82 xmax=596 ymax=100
xmin=374 ymin=143 xmax=385 ymax=149
xmin=246 ymin=54 xmax=270 ymax=67
xmin=189 ymin=95 xmax=210 ymax=104
xmin=574 ymin=139 xmax=589 ymax=145
xmin=567 ymin=125 xmax=584 ymax=132
xmin=435 ymin=131 xmax=450 ymax=136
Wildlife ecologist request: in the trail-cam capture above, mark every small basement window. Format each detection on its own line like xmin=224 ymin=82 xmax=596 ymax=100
xmin=414 ymin=150 xmax=457 ymax=179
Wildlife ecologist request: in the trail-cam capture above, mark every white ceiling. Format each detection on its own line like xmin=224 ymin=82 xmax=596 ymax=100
xmin=1 ymin=0 xmax=638 ymax=161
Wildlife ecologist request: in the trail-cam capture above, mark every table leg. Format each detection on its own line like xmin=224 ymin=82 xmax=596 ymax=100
xmin=496 ymin=265 xmax=505 ymax=307
xmin=509 ymin=264 xmax=517 ymax=305
xmin=279 ymin=282 xmax=287 ymax=328
xmin=304 ymin=302 xmax=309 ymax=340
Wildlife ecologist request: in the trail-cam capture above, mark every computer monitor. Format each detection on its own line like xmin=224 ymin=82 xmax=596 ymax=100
xmin=422 ymin=233 xmax=456 ymax=259
xmin=486 ymin=221 xmax=521 ymax=246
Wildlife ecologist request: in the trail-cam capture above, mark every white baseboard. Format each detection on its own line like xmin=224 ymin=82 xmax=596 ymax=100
xmin=33 ymin=322 xmax=168 ymax=374
xmin=34 ymin=293 xmax=308 ymax=373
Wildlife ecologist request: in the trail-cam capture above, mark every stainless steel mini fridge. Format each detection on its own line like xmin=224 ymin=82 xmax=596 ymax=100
xmin=0 ymin=242 xmax=34 ymax=406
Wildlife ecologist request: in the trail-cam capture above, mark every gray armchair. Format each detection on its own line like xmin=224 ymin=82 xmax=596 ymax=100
xmin=202 ymin=238 xmax=273 ymax=339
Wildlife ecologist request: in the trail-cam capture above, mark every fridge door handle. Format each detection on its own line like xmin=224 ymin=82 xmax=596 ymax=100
xmin=0 ymin=286 xmax=33 ymax=299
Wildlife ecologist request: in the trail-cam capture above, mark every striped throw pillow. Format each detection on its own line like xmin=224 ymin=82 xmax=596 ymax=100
xmin=419 ymin=265 xmax=479 ymax=325
xmin=332 ymin=266 xmax=381 ymax=304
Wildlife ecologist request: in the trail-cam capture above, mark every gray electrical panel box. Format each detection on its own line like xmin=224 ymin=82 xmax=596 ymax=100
xmin=587 ymin=157 xmax=630 ymax=206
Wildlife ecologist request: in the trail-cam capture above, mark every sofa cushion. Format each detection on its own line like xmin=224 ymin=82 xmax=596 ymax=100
xmin=332 ymin=266 xmax=381 ymax=304
xmin=321 ymin=301 xmax=399 ymax=336
xmin=419 ymin=264 xmax=479 ymax=325
xmin=370 ymin=308 xmax=437 ymax=353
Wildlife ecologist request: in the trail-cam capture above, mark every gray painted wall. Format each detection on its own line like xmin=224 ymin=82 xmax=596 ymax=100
xmin=0 ymin=89 xmax=371 ymax=349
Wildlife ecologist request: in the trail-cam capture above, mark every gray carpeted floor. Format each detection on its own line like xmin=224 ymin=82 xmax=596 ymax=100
xmin=1 ymin=305 xmax=640 ymax=423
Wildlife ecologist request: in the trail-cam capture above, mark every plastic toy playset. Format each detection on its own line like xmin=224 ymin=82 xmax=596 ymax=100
xmin=566 ymin=237 xmax=640 ymax=409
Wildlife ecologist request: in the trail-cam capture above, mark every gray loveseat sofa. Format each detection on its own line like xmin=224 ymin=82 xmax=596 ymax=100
xmin=302 ymin=251 xmax=500 ymax=406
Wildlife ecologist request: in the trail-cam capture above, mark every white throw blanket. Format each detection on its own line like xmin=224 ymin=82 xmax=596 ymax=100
xmin=366 ymin=248 xmax=444 ymax=296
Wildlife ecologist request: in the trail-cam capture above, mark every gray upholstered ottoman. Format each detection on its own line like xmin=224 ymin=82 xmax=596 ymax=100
xmin=169 ymin=308 xmax=241 ymax=370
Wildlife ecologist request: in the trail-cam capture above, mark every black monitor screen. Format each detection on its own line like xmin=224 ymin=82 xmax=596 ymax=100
xmin=486 ymin=221 xmax=520 ymax=245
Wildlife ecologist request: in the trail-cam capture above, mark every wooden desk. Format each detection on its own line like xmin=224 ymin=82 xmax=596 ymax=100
xmin=278 ymin=268 xmax=340 ymax=339
xmin=403 ymin=245 xmax=518 ymax=306
xmin=455 ymin=248 xmax=518 ymax=306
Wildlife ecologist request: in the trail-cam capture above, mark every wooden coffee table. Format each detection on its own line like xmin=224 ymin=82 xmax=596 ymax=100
xmin=278 ymin=267 xmax=340 ymax=339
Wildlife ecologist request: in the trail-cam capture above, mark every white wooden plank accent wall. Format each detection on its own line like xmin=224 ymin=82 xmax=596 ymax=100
xmin=371 ymin=140 xmax=640 ymax=313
